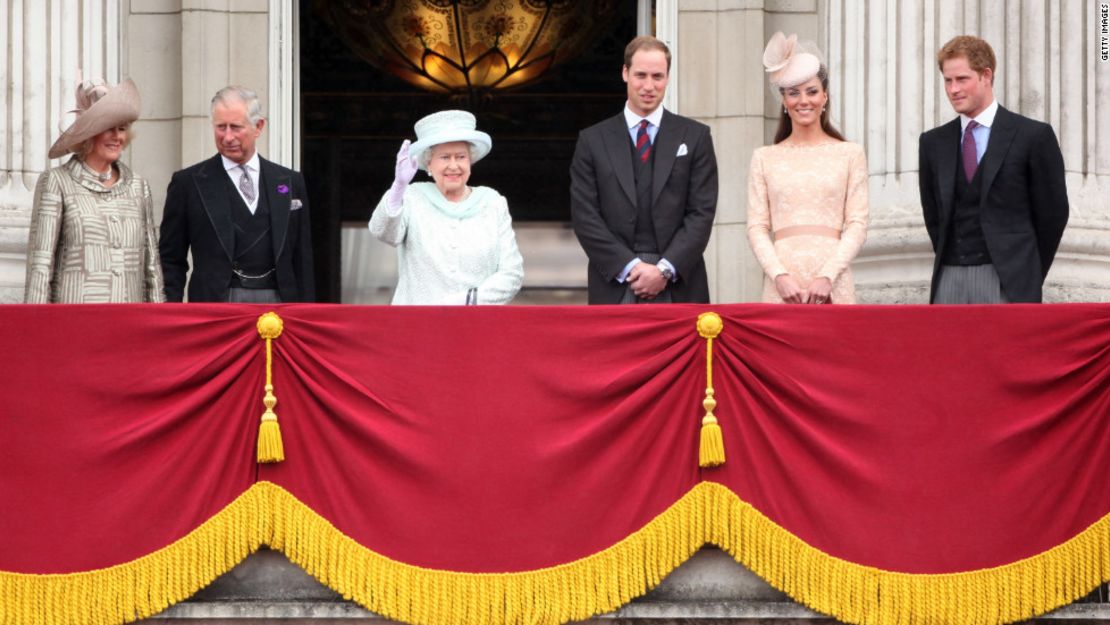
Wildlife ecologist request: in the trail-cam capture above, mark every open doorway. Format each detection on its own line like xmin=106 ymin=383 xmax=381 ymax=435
xmin=299 ymin=0 xmax=648 ymax=302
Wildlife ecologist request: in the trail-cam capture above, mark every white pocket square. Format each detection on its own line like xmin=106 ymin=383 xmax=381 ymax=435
xmin=291 ymin=199 xmax=303 ymax=211
xmin=676 ymin=143 xmax=688 ymax=157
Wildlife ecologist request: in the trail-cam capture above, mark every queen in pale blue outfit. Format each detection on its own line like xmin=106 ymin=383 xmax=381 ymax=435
xmin=370 ymin=110 xmax=523 ymax=305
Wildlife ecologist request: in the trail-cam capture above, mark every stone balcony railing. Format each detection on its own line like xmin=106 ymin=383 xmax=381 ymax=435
xmin=148 ymin=548 xmax=1110 ymax=624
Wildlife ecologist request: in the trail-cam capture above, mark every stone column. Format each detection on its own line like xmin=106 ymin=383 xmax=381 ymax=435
xmin=127 ymin=1 xmax=183 ymax=223
xmin=178 ymin=1 xmax=271 ymax=175
xmin=126 ymin=0 xmax=276 ymax=214
xmin=0 ymin=0 xmax=121 ymax=303
xmin=678 ymin=1 xmax=775 ymax=304
xmin=827 ymin=0 xmax=1110 ymax=303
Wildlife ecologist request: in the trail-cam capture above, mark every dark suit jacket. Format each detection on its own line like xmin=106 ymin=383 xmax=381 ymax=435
xmin=570 ymin=110 xmax=718 ymax=304
xmin=919 ymin=106 xmax=1068 ymax=303
xmin=159 ymin=154 xmax=315 ymax=302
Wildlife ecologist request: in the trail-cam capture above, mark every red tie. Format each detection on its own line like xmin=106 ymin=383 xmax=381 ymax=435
xmin=962 ymin=120 xmax=980 ymax=182
xmin=636 ymin=119 xmax=651 ymax=163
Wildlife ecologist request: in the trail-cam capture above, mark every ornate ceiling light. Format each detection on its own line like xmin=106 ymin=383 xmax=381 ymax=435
xmin=316 ymin=0 xmax=621 ymax=101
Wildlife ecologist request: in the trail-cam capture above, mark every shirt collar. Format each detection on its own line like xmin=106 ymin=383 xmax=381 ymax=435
xmin=222 ymin=152 xmax=260 ymax=173
xmin=624 ymin=103 xmax=664 ymax=130
xmin=961 ymin=98 xmax=999 ymax=132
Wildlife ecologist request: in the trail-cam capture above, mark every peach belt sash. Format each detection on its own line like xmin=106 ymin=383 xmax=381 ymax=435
xmin=774 ymin=225 xmax=842 ymax=240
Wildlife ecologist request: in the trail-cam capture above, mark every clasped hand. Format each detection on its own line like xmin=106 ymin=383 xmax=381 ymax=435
xmin=629 ymin=262 xmax=667 ymax=299
xmin=774 ymin=274 xmax=832 ymax=304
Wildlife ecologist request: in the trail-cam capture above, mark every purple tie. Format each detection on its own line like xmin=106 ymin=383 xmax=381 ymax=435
xmin=636 ymin=119 xmax=651 ymax=163
xmin=962 ymin=120 xmax=980 ymax=182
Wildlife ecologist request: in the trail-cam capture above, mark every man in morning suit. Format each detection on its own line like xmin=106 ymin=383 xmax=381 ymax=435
xmin=570 ymin=36 xmax=718 ymax=304
xmin=919 ymin=36 xmax=1068 ymax=304
xmin=160 ymin=86 xmax=314 ymax=303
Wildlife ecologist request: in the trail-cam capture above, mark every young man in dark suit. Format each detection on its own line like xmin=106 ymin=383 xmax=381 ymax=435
xmin=919 ymin=36 xmax=1068 ymax=304
xmin=570 ymin=36 xmax=718 ymax=304
xmin=160 ymin=86 xmax=314 ymax=303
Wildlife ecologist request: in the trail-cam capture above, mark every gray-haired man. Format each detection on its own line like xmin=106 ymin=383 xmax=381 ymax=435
xmin=160 ymin=85 xmax=314 ymax=303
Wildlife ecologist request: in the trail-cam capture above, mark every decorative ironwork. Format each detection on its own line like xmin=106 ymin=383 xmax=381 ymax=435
xmin=316 ymin=0 xmax=621 ymax=103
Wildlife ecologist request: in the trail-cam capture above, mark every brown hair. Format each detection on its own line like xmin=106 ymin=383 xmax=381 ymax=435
xmin=623 ymin=36 xmax=671 ymax=72
xmin=936 ymin=35 xmax=996 ymax=83
xmin=772 ymin=66 xmax=846 ymax=144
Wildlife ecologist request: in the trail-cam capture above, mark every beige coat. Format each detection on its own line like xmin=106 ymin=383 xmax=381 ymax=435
xmin=24 ymin=156 xmax=165 ymax=303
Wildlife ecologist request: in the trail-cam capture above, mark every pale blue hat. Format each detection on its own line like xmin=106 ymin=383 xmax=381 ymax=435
xmin=408 ymin=110 xmax=492 ymax=171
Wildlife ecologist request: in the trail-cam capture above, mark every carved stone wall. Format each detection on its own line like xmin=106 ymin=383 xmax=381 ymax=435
xmin=0 ymin=0 xmax=121 ymax=303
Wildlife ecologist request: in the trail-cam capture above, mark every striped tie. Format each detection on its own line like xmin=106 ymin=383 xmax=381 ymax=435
xmin=636 ymin=119 xmax=651 ymax=163
xmin=238 ymin=165 xmax=256 ymax=204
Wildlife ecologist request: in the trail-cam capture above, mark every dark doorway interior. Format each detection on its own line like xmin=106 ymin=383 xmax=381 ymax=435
xmin=299 ymin=0 xmax=638 ymax=301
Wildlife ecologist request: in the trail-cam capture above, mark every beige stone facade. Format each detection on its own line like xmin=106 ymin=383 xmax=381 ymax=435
xmin=1 ymin=0 xmax=1107 ymax=304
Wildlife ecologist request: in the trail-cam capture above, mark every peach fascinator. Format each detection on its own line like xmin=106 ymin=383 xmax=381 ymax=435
xmin=762 ymin=31 xmax=822 ymax=91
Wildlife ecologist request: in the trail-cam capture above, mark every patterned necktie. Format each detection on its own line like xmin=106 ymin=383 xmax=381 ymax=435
xmin=238 ymin=165 xmax=256 ymax=204
xmin=962 ymin=120 xmax=980 ymax=182
xmin=636 ymin=119 xmax=652 ymax=163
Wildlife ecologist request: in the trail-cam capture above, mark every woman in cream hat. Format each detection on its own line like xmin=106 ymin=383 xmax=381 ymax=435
xmin=24 ymin=76 xmax=164 ymax=303
xmin=746 ymin=32 xmax=869 ymax=304
xmin=370 ymin=110 xmax=523 ymax=305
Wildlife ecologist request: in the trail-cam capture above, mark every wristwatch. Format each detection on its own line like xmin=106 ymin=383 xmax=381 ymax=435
xmin=656 ymin=263 xmax=674 ymax=282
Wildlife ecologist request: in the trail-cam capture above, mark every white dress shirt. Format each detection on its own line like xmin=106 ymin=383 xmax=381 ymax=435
xmin=222 ymin=153 xmax=261 ymax=213
xmin=618 ymin=103 xmax=676 ymax=283
xmin=959 ymin=98 xmax=998 ymax=165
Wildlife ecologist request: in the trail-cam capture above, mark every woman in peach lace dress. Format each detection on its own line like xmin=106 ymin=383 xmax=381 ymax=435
xmin=747 ymin=32 xmax=868 ymax=304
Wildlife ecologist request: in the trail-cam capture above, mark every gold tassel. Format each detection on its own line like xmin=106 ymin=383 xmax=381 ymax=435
xmin=256 ymin=312 xmax=285 ymax=463
xmin=696 ymin=312 xmax=726 ymax=467
xmin=700 ymin=414 xmax=725 ymax=467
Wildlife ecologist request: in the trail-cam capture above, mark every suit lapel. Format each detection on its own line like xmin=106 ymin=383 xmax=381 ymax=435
xmin=978 ymin=106 xmax=1018 ymax=205
xmin=261 ymin=157 xmax=292 ymax=261
xmin=194 ymin=155 xmax=234 ymax=261
xmin=935 ymin=118 xmax=961 ymax=224
xmin=651 ymin=110 xmax=683 ymax=204
xmin=600 ymin=114 xmax=637 ymax=207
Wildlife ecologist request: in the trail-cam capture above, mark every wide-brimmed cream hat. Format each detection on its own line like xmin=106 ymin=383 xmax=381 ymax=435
xmin=762 ymin=32 xmax=823 ymax=90
xmin=408 ymin=110 xmax=492 ymax=171
xmin=48 ymin=77 xmax=141 ymax=159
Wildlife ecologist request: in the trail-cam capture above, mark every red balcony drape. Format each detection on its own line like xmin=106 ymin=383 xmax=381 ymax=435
xmin=2 ymin=303 xmax=1109 ymax=625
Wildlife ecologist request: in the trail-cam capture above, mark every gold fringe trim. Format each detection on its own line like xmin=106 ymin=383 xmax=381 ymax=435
xmin=4 ymin=481 xmax=1110 ymax=625
xmin=269 ymin=482 xmax=708 ymax=625
xmin=703 ymin=481 xmax=1110 ymax=625
xmin=0 ymin=485 xmax=269 ymax=625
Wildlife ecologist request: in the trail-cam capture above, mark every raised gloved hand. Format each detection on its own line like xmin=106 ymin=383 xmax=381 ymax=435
xmin=387 ymin=139 xmax=418 ymax=210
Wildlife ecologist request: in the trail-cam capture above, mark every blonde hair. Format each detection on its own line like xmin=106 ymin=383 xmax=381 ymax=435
xmin=76 ymin=124 xmax=133 ymax=158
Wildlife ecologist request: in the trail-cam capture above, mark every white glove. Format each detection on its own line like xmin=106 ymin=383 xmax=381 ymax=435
xmin=387 ymin=139 xmax=418 ymax=210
